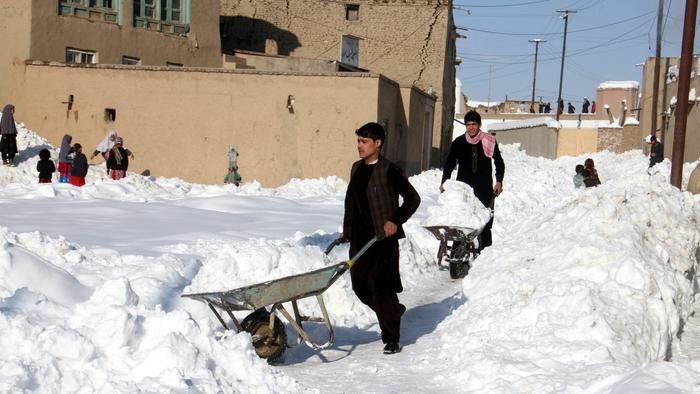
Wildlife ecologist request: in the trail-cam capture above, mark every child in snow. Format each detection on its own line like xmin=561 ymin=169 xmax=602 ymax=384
xmin=583 ymin=158 xmax=601 ymax=187
xmin=36 ymin=148 xmax=56 ymax=183
xmin=69 ymin=143 xmax=88 ymax=187
xmin=57 ymin=134 xmax=73 ymax=183
xmin=573 ymin=164 xmax=584 ymax=188
xmin=106 ymin=137 xmax=129 ymax=180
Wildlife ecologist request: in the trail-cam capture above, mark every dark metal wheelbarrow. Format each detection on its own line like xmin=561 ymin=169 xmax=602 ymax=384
xmin=424 ymin=213 xmax=492 ymax=279
xmin=182 ymin=237 xmax=377 ymax=361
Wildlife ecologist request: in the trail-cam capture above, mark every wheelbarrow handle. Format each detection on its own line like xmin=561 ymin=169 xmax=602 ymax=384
xmin=346 ymin=236 xmax=378 ymax=269
xmin=324 ymin=238 xmax=344 ymax=255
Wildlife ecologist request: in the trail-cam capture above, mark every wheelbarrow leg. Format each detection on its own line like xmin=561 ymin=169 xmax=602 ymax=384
xmin=291 ymin=300 xmax=304 ymax=344
xmin=208 ymin=303 xmax=229 ymax=330
xmin=275 ymin=297 xmax=335 ymax=350
xmin=316 ymin=295 xmax=335 ymax=346
xmin=223 ymin=306 xmax=243 ymax=332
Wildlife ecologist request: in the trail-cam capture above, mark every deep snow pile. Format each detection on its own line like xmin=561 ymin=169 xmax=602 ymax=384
xmin=434 ymin=147 xmax=700 ymax=392
xmin=0 ymin=122 xmax=699 ymax=392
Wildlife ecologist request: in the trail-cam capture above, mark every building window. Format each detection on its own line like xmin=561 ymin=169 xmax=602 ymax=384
xmin=345 ymin=4 xmax=359 ymax=21
xmin=66 ymin=48 xmax=97 ymax=64
xmin=134 ymin=0 xmax=190 ymax=35
xmin=105 ymin=108 xmax=116 ymax=122
xmin=166 ymin=62 xmax=183 ymax=67
xmin=58 ymin=0 xmax=120 ymax=23
xmin=122 ymin=56 xmax=141 ymax=65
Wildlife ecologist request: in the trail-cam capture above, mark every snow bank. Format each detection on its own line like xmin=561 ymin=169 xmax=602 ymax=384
xmin=488 ymin=116 xmax=561 ymax=131
xmin=432 ymin=146 xmax=700 ymax=392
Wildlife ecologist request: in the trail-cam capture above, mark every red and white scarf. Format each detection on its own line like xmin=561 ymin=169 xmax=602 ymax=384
xmin=465 ymin=129 xmax=496 ymax=158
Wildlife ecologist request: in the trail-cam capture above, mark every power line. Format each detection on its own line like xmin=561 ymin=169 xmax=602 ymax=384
xmin=455 ymin=10 xmax=656 ymax=36
xmin=453 ymin=0 xmax=552 ymax=8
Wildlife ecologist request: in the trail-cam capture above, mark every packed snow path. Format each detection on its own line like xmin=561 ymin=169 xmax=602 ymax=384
xmin=283 ymin=268 xmax=467 ymax=392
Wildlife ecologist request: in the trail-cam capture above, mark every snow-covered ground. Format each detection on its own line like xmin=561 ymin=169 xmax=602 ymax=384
xmin=1 ymin=121 xmax=699 ymax=393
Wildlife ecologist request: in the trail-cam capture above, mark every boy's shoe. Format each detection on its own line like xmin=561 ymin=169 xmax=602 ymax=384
xmin=383 ymin=342 xmax=402 ymax=355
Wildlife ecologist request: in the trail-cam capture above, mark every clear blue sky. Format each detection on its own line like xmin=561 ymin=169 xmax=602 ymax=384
xmin=454 ymin=0 xmax=698 ymax=107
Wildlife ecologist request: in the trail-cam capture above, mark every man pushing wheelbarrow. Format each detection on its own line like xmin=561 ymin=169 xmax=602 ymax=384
xmin=340 ymin=122 xmax=421 ymax=355
xmin=184 ymin=122 xmax=420 ymax=360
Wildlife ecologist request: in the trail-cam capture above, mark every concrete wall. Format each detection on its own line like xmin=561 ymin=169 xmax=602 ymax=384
xmin=399 ymin=86 xmax=435 ymax=174
xmin=491 ymin=126 xmax=558 ymax=159
xmin=0 ymin=0 xmax=33 ymax=111
xmin=664 ymin=64 xmax=700 ymax=162
xmin=639 ymin=57 xmax=680 ymax=143
xmin=28 ymin=0 xmax=221 ymax=67
xmin=220 ymin=0 xmax=456 ymax=168
xmin=556 ymin=128 xmax=598 ymax=157
xmin=10 ymin=63 xmax=433 ymax=186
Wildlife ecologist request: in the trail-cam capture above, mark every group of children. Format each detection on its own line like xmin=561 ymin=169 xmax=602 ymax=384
xmin=36 ymin=131 xmax=132 ymax=186
xmin=573 ymin=158 xmax=602 ymax=188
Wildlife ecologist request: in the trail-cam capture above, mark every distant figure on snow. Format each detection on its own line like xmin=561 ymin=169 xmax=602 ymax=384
xmin=107 ymin=137 xmax=130 ymax=180
xmin=573 ymin=164 xmax=584 ymax=188
xmin=57 ymin=134 xmax=73 ymax=183
xmin=567 ymin=102 xmax=575 ymax=114
xmin=70 ymin=143 xmax=88 ymax=187
xmin=36 ymin=148 xmax=56 ymax=183
xmin=649 ymin=135 xmax=664 ymax=168
xmin=224 ymin=146 xmax=242 ymax=186
xmin=92 ymin=130 xmax=133 ymax=173
xmin=1 ymin=104 xmax=18 ymax=166
xmin=583 ymin=158 xmax=601 ymax=187
xmin=591 ymin=100 xmax=597 ymax=114
xmin=582 ymin=98 xmax=591 ymax=114
xmin=544 ymin=102 xmax=551 ymax=113
xmin=91 ymin=130 xmax=116 ymax=173
xmin=518 ymin=101 xmax=526 ymax=113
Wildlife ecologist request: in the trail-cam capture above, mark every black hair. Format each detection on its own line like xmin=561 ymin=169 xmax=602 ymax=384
xmin=39 ymin=148 xmax=51 ymax=160
xmin=650 ymin=135 xmax=657 ymax=142
xmin=575 ymin=164 xmax=584 ymax=174
xmin=464 ymin=110 xmax=481 ymax=125
xmin=355 ymin=122 xmax=386 ymax=142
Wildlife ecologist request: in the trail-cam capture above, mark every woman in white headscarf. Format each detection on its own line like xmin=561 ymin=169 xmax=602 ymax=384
xmin=91 ymin=130 xmax=117 ymax=162
xmin=91 ymin=130 xmax=133 ymax=173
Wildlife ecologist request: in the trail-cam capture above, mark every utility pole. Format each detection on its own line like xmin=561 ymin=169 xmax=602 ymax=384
xmin=650 ymin=0 xmax=664 ymax=140
xmin=487 ymin=64 xmax=492 ymax=108
xmin=529 ymin=38 xmax=545 ymax=113
xmin=670 ymin=0 xmax=697 ymax=188
xmin=660 ymin=58 xmax=670 ymax=143
xmin=556 ymin=10 xmax=576 ymax=121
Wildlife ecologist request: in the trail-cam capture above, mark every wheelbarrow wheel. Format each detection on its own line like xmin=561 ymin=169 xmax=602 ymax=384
xmin=241 ymin=309 xmax=287 ymax=361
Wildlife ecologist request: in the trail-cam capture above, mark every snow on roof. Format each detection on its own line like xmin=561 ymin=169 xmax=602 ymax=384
xmin=487 ymin=117 xmax=560 ymax=131
xmin=467 ymin=100 xmax=502 ymax=108
xmin=597 ymin=81 xmax=640 ymax=90
xmin=624 ymin=117 xmax=640 ymax=125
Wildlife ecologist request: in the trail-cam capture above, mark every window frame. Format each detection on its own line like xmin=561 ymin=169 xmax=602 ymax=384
xmin=122 ymin=56 xmax=142 ymax=65
xmin=134 ymin=0 xmax=190 ymax=35
xmin=58 ymin=0 xmax=121 ymax=24
xmin=66 ymin=47 xmax=98 ymax=64
xmin=345 ymin=4 xmax=359 ymax=21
